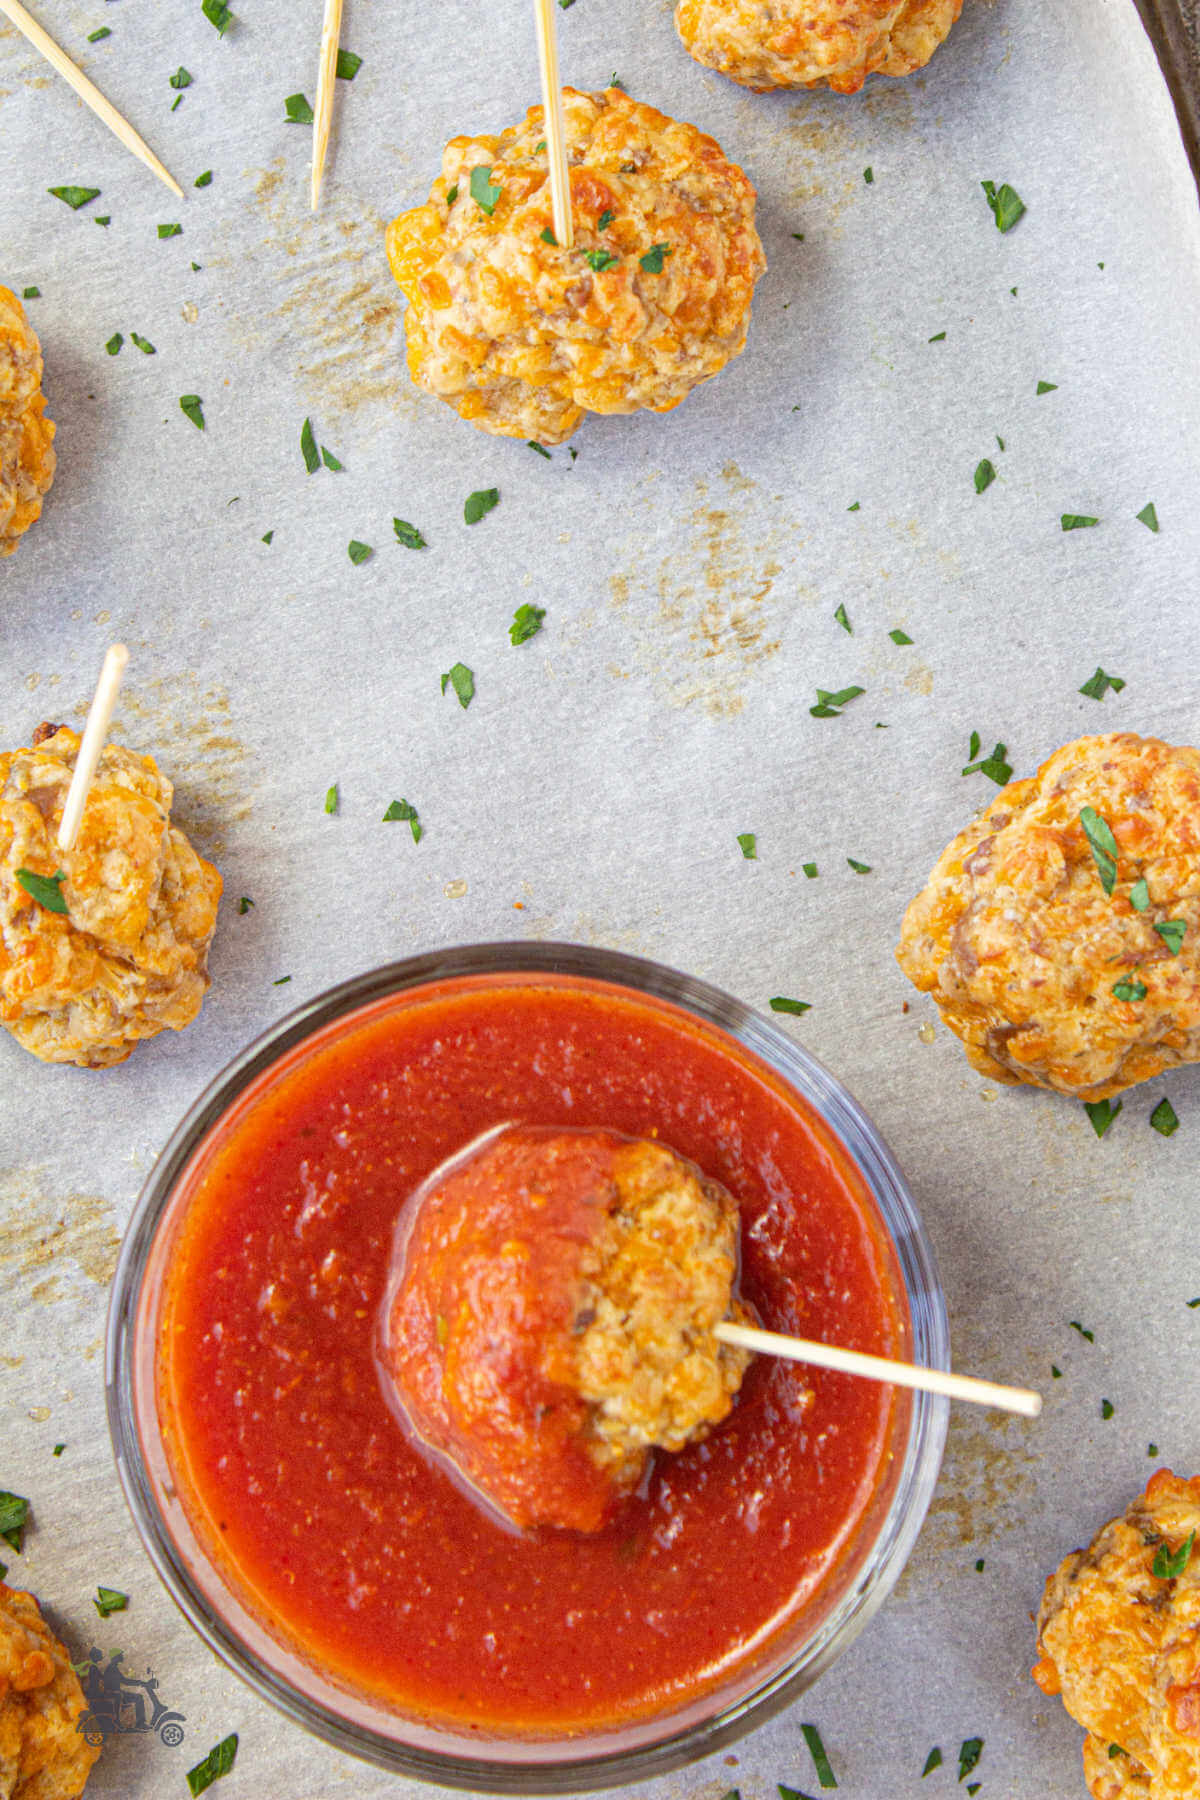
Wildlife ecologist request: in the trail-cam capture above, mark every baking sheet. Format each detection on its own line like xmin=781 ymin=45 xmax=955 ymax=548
xmin=3 ymin=0 xmax=1200 ymax=1795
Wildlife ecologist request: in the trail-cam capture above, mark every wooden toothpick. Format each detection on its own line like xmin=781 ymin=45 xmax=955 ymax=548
xmin=715 ymin=1320 xmax=1042 ymax=1419
xmin=311 ymin=0 xmax=344 ymax=210
xmin=0 ymin=0 xmax=182 ymax=197
xmin=57 ymin=645 xmax=129 ymax=855
xmin=532 ymin=0 xmax=573 ymax=250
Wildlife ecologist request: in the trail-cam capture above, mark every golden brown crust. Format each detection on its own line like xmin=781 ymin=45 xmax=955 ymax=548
xmin=674 ymin=0 xmax=961 ymax=93
xmin=0 ymin=725 xmax=222 ymax=1067
xmin=0 ymin=1584 xmax=99 ymax=1799
xmin=896 ymin=734 xmax=1200 ymax=1099
xmin=1035 ymin=1472 xmax=1200 ymax=1800
xmin=0 ymin=288 xmax=56 ymax=558
xmin=386 ymin=88 xmax=766 ymax=444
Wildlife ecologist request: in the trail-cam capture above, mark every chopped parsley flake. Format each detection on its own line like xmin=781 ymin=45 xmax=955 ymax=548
xmin=464 ymin=487 xmax=499 ymax=524
xmin=1062 ymin=513 xmax=1100 ymax=531
xmin=88 ymin=26 xmax=111 ymax=41
xmin=1051 ymin=1364 xmax=1062 ymax=1378
xmin=202 ymin=0 xmax=233 ymax=33
xmin=1084 ymin=1098 xmax=1122 ymax=1138
xmin=300 ymin=416 xmax=320 ymax=473
xmin=470 ymin=165 xmax=501 ymax=215
xmin=583 ymin=248 xmax=619 ymax=272
xmin=966 ymin=731 xmax=981 ymax=762
xmin=1101 ymin=1398 xmax=1115 ymax=1419
xmin=336 ymin=48 xmax=361 ymax=79
xmin=802 ymin=861 xmax=818 ymax=878
xmin=737 ymin=833 xmax=757 ymax=860
xmin=962 ymin=742 xmax=1012 ymax=785
xmin=1079 ymin=805 xmax=1119 ymax=895
xmin=94 ymin=1587 xmax=127 ymax=1618
xmin=928 ymin=330 xmax=946 ymax=342
xmin=1036 ymin=379 xmax=1058 ymax=395
xmin=324 ymin=783 xmax=338 ymax=815
xmin=169 ymin=66 xmax=193 ymax=89
xmin=975 ymin=1557 xmax=985 ymax=1571
xmin=996 ymin=434 xmax=1006 ymax=451
xmin=285 ymin=93 xmax=314 ymax=124
xmin=889 ymin=628 xmax=913 ymax=644
xmin=597 ymin=209 xmax=615 ymax=231
xmin=834 ymin=602 xmax=852 ymax=634
xmin=801 ymin=1723 xmax=838 ymax=1789
xmin=981 ymin=179 xmax=1025 ymax=231
xmin=974 ymin=458 xmax=996 ymax=494
xmin=347 ymin=540 xmax=372 ymax=565
xmin=321 ymin=445 xmax=343 ymax=471
xmin=540 ymin=226 xmax=558 ymax=245
xmin=1149 ymin=1443 xmax=1160 ymax=1457
xmin=922 ymin=1748 xmax=943 ymax=1777
xmin=528 ymin=441 xmax=552 ymax=459
xmin=847 ymin=858 xmax=871 ymax=873
xmin=1150 ymin=1098 xmax=1179 ymax=1137
xmin=847 ymin=500 xmax=860 ymax=512
xmin=1130 ymin=878 xmax=1150 ymax=912
xmin=273 ymin=975 xmax=291 ymax=985
xmin=261 ymin=530 xmax=273 ymax=545
xmin=1070 ymin=1321 xmax=1095 ymax=1342
xmin=186 ymin=1734 xmax=238 ymax=1795
xmin=1111 ymin=976 xmax=1147 ymax=1002
xmin=810 ymin=684 xmax=864 ymax=719
xmin=94 ymin=215 xmax=110 ymax=226
xmin=179 ymin=394 xmax=204 ymax=429
xmin=0 ymin=1492 xmax=29 ymax=1553
xmin=957 ymin=1737 xmax=984 ymax=1782
xmin=393 ymin=518 xmax=427 ymax=549
xmin=510 ymin=603 xmax=545 ymax=644
xmin=769 ymin=997 xmax=811 ymax=1016
xmin=639 ymin=243 xmax=672 ymax=274
xmin=383 ymin=798 xmax=422 ymax=842
xmin=105 ymin=332 xmax=122 ymax=355
xmin=1153 ymin=919 xmax=1187 ymax=955
xmin=48 ymin=185 xmax=101 ymax=210
xmin=1137 ymin=502 xmax=1160 ymax=532
xmin=22 ymin=286 xmax=39 ymax=298
xmin=237 ymin=896 xmax=254 ymax=914
xmin=441 ymin=663 xmax=475 ymax=709
xmin=1079 ymin=666 xmax=1125 ymax=700
xmin=446 ymin=184 xmax=458 ymax=204
xmin=195 ymin=170 xmax=213 ymax=187
xmin=157 ymin=222 xmax=182 ymax=238
xmin=52 ymin=1444 xmax=64 ymax=1456
xmin=16 ymin=868 xmax=68 ymax=913
xmin=863 ymin=166 xmax=874 ymax=184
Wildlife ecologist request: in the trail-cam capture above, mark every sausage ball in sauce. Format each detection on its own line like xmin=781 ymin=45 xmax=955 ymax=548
xmin=0 ymin=287 xmax=55 ymax=558
xmin=0 ymin=723 xmax=222 ymax=1068
xmin=385 ymin=88 xmax=766 ymax=445
xmin=896 ymin=734 xmax=1200 ymax=1100
xmin=674 ymin=0 xmax=962 ymax=94
xmin=1034 ymin=1470 xmax=1200 ymax=1799
xmin=0 ymin=1581 xmax=100 ymax=1798
xmin=381 ymin=1125 xmax=756 ymax=1533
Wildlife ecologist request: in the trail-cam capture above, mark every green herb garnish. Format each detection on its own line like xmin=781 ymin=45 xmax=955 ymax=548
xmin=94 ymin=1587 xmax=128 ymax=1618
xmin=324 ymin=784 xmax=338 ymax=815
xmin=737 ymin=833 xmax=757 ymax=860
xmin=52 ymin=1444 xmax=64 ymax=1456
xmin=1153 ymin=919 xmax=1187 ymax=955
xmin=528 ymin=441 xmax=552 ymax=459
xmin=105 ymin=332 xmax=122 ymax=355
xmin=169 ymin=66 xmax=193 ymax=89
xmin=1137 ymin=502 xmax=1159 ymax=532
xmin=889 ymin=628 xmax=913 ymax=644
xmin=597 ymin=209 xmax=615 ymax=231
xmin=1150 ymin=1098 xmax=1179 ymax=1137
xmin=88 ymin=26 xmax=111 ymax=41
xmin=863 ymin=166 xmax=874 ymax=184
xmin=0 ymin=1492 xmax=29 ymax=1553
xmin=1101 ymin=1398 xmax=1115 ymax=1419
xmin=336 ymin=48 xmax=361 ymax=79
xmin=187 ymin=1734 xmax=238 ymax=1796
xmin=300 ymin=416 xmax=320 ymax=474
xmin=833 ymin=603 xmax=851 ymax=634
xmin=1111 ymin=977 xmax=1146 ymax=1001
xmin=639 ymin=243 xmax=672 ymax=274
xmin=974 ymin=458 xmax=996 ymax=494
xmin=962 ymin=742 xmax=1012 ymax=784
xmin=94 ymin=215 xmax=110 ymax=226
xmin=441 ymin=663 xmax=475 ymax=709
xmin=383 ymin=798 xmax=422 ymax=842
xmin=583 ymin=248 xmax=619 ymax=272
xmin=195 ymin=170 xmax=213 ymax=187
xmin=16 ymin=868 xmax=68 ymax=913
xmin=1051 ymin=1364 xmax=1062 ymax=1378
xmin=179 ymin=394 xmax=204 ymax=429
xmin=1079 ymin=805 xmax=1119 ymax=894
xmin=446 ymin=183 xmax=458 ymax=204
xmin=809 ymin=684 xmax=864 ymax=719
xmin=1149 ymin=1443 xmax=1159 ymax=1456
xmin=957 ymin=1737 xmax=983 ymax=1782
xmin=48 ymin=185 xmax=101 ymax=210
xmin=922 ymin=1748 xmax=943 ymax=1777
xmin=464 ymin=487 xmax=499 ymax=524
xmin=847 ymin=858 xmax=871 ymax=873
xmin=320 ymin=445 xmax=343 ymax=470
xmin=393 ymin=518 xmax=427 ymax=549
xmin=1079 ymin=666 xmax=1124 ymax=699
xmin=1129 ymin=878 xmax=1150 ymax=911
xmin=1069 ymin=1320 xmax=1095 ymax=1342
xmin=130 ymin=332 xmax=155 ymax=353
xmin=802 ymin=862 xmax=818 ymax=878
xmin=157 ymin=222 xmax=182 ymax=238
xmin=1036 ymin=379 xmax=1057 ymax=394
xmin=347 ymin=540 xmax=372 ymax=565
xmin=22 ymin=286 xmax=40 ymax=298
xmin=510 ymin=603 xmax=545 ymax=644
xmin=801 ymin=1723 xmax=838 ymax=1789
xmin=1062 ymin=513 xmax=1100 ymax=531
xmin=981 ymin=179 xmax=1025 ymax=231
xmin=769 ymin=997 xmax=811 ymax=1016
xmin=273 ymin=975 xmax=291 ymax=985
xmin=261 ymin=531 xmax=273 ymax=545
xmin=202 ymin=0 xmax=233 ymax=33
xmin=928 ymin=331 xmax=946 ymax=342
xmin=1084 ymin=1098 xmax=1122 ymax=1138
xmin=469 ymin=165 xmax=501 ymax=215
xmin=237 ymin=896 xmax=254 ymax=913
xmin=284 ymin=93 xmax=314 ymax=124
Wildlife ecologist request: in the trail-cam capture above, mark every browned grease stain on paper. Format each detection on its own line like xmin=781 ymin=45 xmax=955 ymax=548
xmin=897 ymin=1411 xmax=1039 ymax=1597
xmin=0 ymin=1170 xmax=120 ymax=1303
xmin=106 ymin=674 xmax=253 ymax=858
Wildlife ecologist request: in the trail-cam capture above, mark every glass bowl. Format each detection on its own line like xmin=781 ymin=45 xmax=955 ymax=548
xmin=107 ymin=942 xmax=948 ymax=1793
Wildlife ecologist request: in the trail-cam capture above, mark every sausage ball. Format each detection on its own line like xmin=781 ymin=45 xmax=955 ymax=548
xmin=674 ymin=0 xmax=962 ymax=93
xmin=0 ymin=287 xmax=55 ymax=558
xmin=381 ymin=1125 xmax=755 ymax=1533
xmin=0 ymin=723 xmax=222 ymax=1068
xmin=1033 ymin=1471 xmax=1200 ymax=1799
xmin=0 ymin=1582 xmax=99 ymax=1798
xmin=385 ymin=87 xmax=766 ymax=445
xmin=896 ymin=734 xmax=1200 ymax=1099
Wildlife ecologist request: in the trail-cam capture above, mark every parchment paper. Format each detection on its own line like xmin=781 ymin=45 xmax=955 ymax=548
xmin=2 ymin=0 xmax=1200 ymax=1794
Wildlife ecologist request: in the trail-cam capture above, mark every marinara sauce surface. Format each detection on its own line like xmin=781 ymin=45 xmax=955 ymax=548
xmin=158 ymin=977 xmax=907 ymax=1734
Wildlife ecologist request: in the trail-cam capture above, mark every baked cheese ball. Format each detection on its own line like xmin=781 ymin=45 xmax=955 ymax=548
xmin=896 ymin=734 xmax=1200 ymax=1100
xmin=0 ymin=287 xmax=56 ymax=558
xmin=0 ymin=1582 xmax=99 ymax=1799
xmin=675 ymin=0 xmax=962 ymax=93
xmin=1034 ymin=1471 xmax=1200 ymax=1800
xmin=383 ymin=1126 xmax=755 ymax=1533
xmin=386 ymin=87 xmax=766 ymax=444
xmin=0 ymin=723 xmax=222 ymax=1068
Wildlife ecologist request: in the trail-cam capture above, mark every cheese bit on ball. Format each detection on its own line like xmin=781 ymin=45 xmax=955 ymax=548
xmin=675 ymin=0 xmax=962 ymax=93
xmin=0 ymin=1580 xmax=101 ymax=1797
xmin=0 ymin=722 xmax=222 ymax=1068
xmin=1034 ymin=1470 xmax=1200 ymax=1799
xmin=896 ymin=733 xmax=1200 ymax=1100
xmin=385 ymin=87 xmax=766 ymax=445
xmin=0 ymin=287 xmax=55 ymax=558
xmin=381 ymin=1125 xmax=756 ymax=1533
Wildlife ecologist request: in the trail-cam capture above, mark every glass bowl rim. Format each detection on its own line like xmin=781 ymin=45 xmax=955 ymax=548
xmin=106 ymin=940 xmax=949 ymax=1793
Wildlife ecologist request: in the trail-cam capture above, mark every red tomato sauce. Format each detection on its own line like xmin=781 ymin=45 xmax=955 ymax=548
xmin=157 ymin=976 xmax=908 ymax=1735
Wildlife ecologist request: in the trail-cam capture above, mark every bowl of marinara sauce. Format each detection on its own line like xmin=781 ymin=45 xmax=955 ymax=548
xmin=107 ymin=943 xmax=949 ymax=1792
